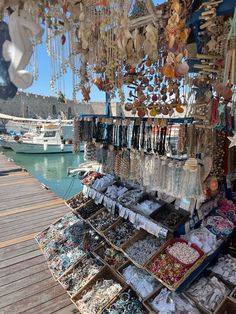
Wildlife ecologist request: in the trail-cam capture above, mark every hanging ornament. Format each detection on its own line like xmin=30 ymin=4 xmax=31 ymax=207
xmin=58 ymin=91 xmax=66 ymax=103
xmin=228 ymin=133 xmax=236 ymax=148
xmin=150 ymin=108 xmax=157 ymax=116
xmin=61 ymin=34 xmax=66 ymax=45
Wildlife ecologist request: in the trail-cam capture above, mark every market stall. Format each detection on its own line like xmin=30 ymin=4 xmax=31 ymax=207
xmin=1 ymin=0 xmax=236 ymax=312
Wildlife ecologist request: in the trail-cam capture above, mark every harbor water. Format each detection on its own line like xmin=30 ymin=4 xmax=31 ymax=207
xmin=0 ymin=149 xmax=84 ymax=199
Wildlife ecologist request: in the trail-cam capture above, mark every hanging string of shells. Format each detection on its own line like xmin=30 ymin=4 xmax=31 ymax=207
xmin=2 ymin=0 xmax=235 ymax=119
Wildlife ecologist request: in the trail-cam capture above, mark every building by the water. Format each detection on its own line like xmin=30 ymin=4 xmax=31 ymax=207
xmin=0 ymin=92 xmax=121 ymax=119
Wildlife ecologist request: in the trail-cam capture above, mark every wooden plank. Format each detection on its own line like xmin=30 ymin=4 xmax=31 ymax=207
xmin=0 ymin=199 xmax=64 ymax=217
xmin=0 ymin=255 xmax=45 ymax=278
xmin=0 ymin=286 xmax=66 ymax=314
xmin=0 ymin=243 xmax=37 ymax=261
xmin=22 ymin=294 xmax=73 ymax=314
xmin=0 ymin=249 xmax=42 ymax=268
xmin=0 ymin=206 xmax=67 ymax=224
xmin=54 ymin=304 xmax=78 ymax=314
xmin=0 ymin=154 xmax=75 ymax=312
xmin=0 ymin=278 xmax=59 ymax=309
xmin=0 ymin=212 xmax=67 ymax=236
xmin=0 ymin=269 xmax=52 ymax=297
xmin=0 ymin=236 xmax=39 ymax=251
xmin=0 ymin=178 xmax=34 ymax=187
xmin=0 ymin=262 xmax=48 ymax=287
xmin=0 ymin=220 xmax=63 ymax=242
xmin=0 ymin=239 xmax=34 ymax=256
xmin=0 ymin=196 xmax=60 ymax=211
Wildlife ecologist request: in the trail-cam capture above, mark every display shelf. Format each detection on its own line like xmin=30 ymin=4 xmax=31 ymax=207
xmin=72 ymin=265 xmax=128 ymax=314
xmin=57 ymin=252 xmax=104 ymax=298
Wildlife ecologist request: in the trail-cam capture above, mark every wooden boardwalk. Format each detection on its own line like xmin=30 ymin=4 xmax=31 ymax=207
xmin=0 ymin=154 xmax=78 ymax=314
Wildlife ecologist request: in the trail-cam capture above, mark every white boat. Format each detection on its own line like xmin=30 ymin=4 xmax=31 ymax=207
xmin=67 ymin=161 xmax=102 ymax=177
xmin=9 ymin=123 xmax=82 ymax=154
xmin=0 ymin=134 xmax=18 ymax=149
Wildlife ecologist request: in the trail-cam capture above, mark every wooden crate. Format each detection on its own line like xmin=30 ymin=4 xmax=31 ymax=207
xmin=103 ymin=219 xmax=139 ymax=251
xmin=144 ymin=239 xmax=206 ymax=291
xmin=185 ymin=274 xmax=232 ymax=314
xmin=214 ymin=297 xmax=236 ymax=314
xmin=143 ymin=286 xmax=165 ymax=313
xmin=129 ymin=193 xmax=162 ymax=216
xmin=122 ymin=229 xmax=170 ymax=269
xmin=65 ymin=191 xmax=91 ymax=212
xmin=87 ymin=207 xmax=120 ymax=237
xmin=76 ymin=200 xmax=104 ymax=221
xmin=71 ymin=265 xmax=128 ymax=314
xmin=230 ymin=286 xmax=236 ymax=300
xmin=150 ymin=202 xmax=189 ymax=233
xmin=144 ymin=286 xmax=207 ymax=314
xmin=35 ymin=213 xmax=81 ymax=257
xmin=104 ymin=286 xmax=151 ymax=313
xmin=117 ymin=261 xmax=160 ymax=301
xmin=57 ymin=252 xmax=104 ymax=298
xmin=205 ymin=269 xmax=236 ymax=292
xmin=93 ymin=242 xmax=127 ymax=270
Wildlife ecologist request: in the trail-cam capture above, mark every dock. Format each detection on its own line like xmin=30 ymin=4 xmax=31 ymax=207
xmin=0 ymin=154 xmax=78 ymax=313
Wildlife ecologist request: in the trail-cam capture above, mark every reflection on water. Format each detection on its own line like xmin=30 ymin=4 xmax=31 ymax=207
xmin=1 ymin=149 xmax=84 ymax=199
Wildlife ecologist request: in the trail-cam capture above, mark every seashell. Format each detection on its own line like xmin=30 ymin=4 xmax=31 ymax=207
xmin=138 ymin=108 xmax=146 ymax=117
xmin=168 ymin=34 xmax=176 ymax=49
xmin=79 ymin=11 xmax=85 ymax=21
xmin=148 ymin=85 xmax=154 ymax=92
xmin=150 ymin=68 xmax=155 ymax=75
xmin=161 ymin=107 xmax=169 ymax=115
xmin=162 ymin=95 xmax=167 ymax=101
xmin=169 ymin=41 xmax=178 ymax=53
xmin=175 ymin=62 xmax=189 ymax=76
xmin=131 ymin=108 xmax=137 ymax=115
xmin=162 ymin=64 xmax=175 ymax=78
xmin=125 ymin=102 xmax=133 ymax=111
xmin=152 ymin=94 xmax=158 ymax=102
xmin=222 ymin=88 xmax=233 ymax=100
xmin=139 ymin=95 xmax=146 ymax=102
xmin=93 ymin=78 xmax=102 ymax=90
xmin=134 ymin=99 xmax=141 ymax=108
xmin=176 ymin=104 xmax=184 ymax=113
xmin=61 ymin=34 xmax=66 ymax=45
xmin=146 ymin=59 xmax=152 ymax=67
xmin=168 ymin=108 xmax=174 ymax=116
xmin=150 ymin=108 xmax=157 ymax=117
xmin=142 ymin=77 xmax=149 ymax=85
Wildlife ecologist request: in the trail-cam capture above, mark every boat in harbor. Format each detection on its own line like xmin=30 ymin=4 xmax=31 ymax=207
xmin=0 ymin=133 xmax=19 ymax=149
xmin=8 ymin=123 xmax=82 ymax=154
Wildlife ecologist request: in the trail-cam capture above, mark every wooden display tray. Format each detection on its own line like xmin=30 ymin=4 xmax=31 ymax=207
xmin=144 ymin=238 xmax=207 ymax=291
xmin=205 ymin=269 xmax=236 ymax=292
xmin=87 ymin=207 xmax=121 ymax=237
xmin=57 ymin=252 xmax=104 ymax=298
xmin=143 ymin=286 xmax=206 ymax=314
xmin=65 ymin=191 xmax=92 ymax=213
xmin=103 ymin=219 xmax=139 ymax=251
xmin=185 ymin=274 xmax=232 ymax=314
xmin=93 ymin=241 xmax=127 ymax=270
xmin=214 ymin=297 xmax=236 ymax=314
xmin=230 ymin=286 xmax=236 ymax=300
xmin=104 ymin=286 xmax=151 ymax=313
xmin=150 ymin=201 xmax=190 ymax=233
xmin=34 ymin=214 xmax=82 ymax=259
xmin=117 ymin=260 xmax=160 ymax=301
xmin=104 ymin=180 xmax=133 ymax=200
xmin=71 ymin=265 xmax=128 ymax=314
xmin=121 ymin=229 xmax=170 ymax=269
xmin=129 ymin=192 xmax=162 ymax=216
xmin=72 ymin=199 xmax=95 ymax=218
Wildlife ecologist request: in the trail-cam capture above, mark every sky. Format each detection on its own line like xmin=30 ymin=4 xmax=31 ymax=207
xmin=26 ymin=0 xmax=165 ymax=102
